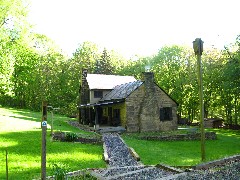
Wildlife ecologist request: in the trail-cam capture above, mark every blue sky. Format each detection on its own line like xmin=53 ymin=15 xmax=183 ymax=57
xmin=28 ymin=0 xmax=240 ymax=58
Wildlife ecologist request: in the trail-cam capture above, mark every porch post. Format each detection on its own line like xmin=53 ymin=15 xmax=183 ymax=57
xmin=94 ymin=106 xmax=99 ymax=129
xmin=78 ymin=106 xmax=81 ymax=124
xmin=89 ymin=107 xmax=93 ymax=127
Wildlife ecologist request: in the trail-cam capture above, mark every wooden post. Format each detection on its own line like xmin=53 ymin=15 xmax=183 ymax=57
xmin=79 ymin=106 xmax=81 ymax=123
xmin=41 ymin=101 xmax=47 ymax=180
xmin=193 ymin=38 xmax=206 ymax=161
xmin=94 ymin=106 xmax=99 ymax=129
xmin=6 ymin=148 xmax=8 ymax=180
xmin=51 ymin=111 xmax=53 ymax=136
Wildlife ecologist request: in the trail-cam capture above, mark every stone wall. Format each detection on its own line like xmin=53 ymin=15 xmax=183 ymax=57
xmin=140 ymin=132 xmax=217 ymax=141
xmin=125 ymin=72 xmax=178 ymax=132
xmin=125 ymin=84 xmax=144 ymax=132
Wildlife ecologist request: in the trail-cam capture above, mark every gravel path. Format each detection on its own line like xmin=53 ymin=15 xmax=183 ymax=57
xmin=93 ymin=133 xmax=177 ymax=179
xmin=102 ymin=133 xmax=141 ymax=167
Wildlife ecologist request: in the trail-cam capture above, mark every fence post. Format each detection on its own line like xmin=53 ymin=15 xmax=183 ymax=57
xmin=41 ymin=101 xmax=47 ymax=180
xmin=6 ymin=148 xmax=8 ymax=180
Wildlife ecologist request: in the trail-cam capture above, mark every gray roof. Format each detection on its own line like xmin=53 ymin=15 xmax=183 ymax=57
xmin=100 ymin=80 xmax=143 ymax=102
xmin=86 ymin=74 xmax=137 ymax=90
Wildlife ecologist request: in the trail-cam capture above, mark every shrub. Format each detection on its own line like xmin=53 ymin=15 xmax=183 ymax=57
xmin=65 ymin=132 xmax=78 ymax=142
xmin=51 ymin=163 xmax=69 ymax=180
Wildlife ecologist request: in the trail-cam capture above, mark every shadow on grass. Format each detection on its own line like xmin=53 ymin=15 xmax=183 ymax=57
xmin=0 ymin=107 xmax=90 ymax=134
xmin=0 ymin=130 xmax=105 ymax=179
xmin=7 ymin=108 xmax=66 ymax=123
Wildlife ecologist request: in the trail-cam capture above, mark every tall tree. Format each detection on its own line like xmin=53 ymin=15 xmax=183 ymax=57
xmin=95 ymin=48 xmax=113 ymax=74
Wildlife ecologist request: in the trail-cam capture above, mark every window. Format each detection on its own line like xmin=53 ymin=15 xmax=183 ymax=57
xmin=160 ymin=107 xmax=173 ymax=121
xmin=94 ymin=91 xmax=103 ymax=98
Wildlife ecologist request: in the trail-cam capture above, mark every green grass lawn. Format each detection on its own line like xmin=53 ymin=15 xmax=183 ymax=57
xmin=1 ymin=107 xmax=240 ymax=179
xmin=122 ymin=129 xmax=240 ymax=167
xmin=0 ymin=107 xmax=106 ymax=179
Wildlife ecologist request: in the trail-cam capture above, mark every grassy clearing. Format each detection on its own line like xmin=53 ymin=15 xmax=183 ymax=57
xmin=0 ymin=107 xmax=105 ymax=179
xmin=122 ymin=128 xmax=240 ymax=166
xmin=1 ymin=107 xmax=239 ymax=178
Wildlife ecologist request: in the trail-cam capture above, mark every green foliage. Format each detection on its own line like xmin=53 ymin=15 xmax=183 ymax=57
xmin=65 ymin=132 xmax=78 ymax=142
xmin=0 ymin=0 xmax=239 ymax=123
xmin=95 ymin=48 xmax=114 ymax=74
xmin=51 ymin=163 xmax=69 ymax=180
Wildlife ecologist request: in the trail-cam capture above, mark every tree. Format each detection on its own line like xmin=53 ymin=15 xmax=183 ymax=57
xmin=202 ymin=47 xmax=224 ymax=118
xmin=0 ymin=0 xmax=30 ymax=106
xmin=220 ymin=37 xmax=240 ymax=125
xmin=95 ymin=48 xmax=113 ymax=74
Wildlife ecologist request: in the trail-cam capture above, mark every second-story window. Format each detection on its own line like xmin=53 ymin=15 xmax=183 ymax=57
xmin=94 ymin=90 xmax=103 ymax=98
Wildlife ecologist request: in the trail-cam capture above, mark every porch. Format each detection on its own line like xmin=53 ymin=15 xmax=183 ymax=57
xmin=78 ymin=100 xmax=124 ymax=129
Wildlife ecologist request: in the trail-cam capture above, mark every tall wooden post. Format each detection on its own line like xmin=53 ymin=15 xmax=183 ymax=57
xmin=6 ymin=148 xmax=8 ymax=180
xmin=95 ymin=106 xmax=99 ymax=129
xmin=41 ymin=101 xmax=47 ymax=180
xmin=193 ymin=38 xmax=206 ymax=161
xmin=51 ymin=110 xmax=53 ymax=136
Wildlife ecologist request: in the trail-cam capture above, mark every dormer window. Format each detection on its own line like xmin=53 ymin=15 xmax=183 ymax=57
xmin=94 ymin=90 xmax=103 ymax=98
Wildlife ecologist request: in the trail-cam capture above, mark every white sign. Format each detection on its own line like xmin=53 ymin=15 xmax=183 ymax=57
xmin=42 ymin=121 xmax=47 ymax=127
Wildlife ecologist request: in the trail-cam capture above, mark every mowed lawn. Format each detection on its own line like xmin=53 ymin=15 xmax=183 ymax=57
xmin=1 ymin=107 xmax=240 ymax=179
xmin=0 ymin=107 xmax=106 ymax=179
xmin=123 ymin=128 xmax=240 ymax=166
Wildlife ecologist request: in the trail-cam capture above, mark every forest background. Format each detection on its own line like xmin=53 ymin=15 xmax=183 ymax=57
xmin=0 ymin=0 xmax=239 ymax=126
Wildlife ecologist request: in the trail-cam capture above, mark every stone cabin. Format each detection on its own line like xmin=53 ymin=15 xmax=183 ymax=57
xmin=79 ymin=70 xmax=178 ymax=132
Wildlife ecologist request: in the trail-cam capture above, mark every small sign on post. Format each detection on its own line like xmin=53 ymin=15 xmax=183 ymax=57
xmin=41 ymin=101 xmax=47 ymax=180
xmin=42 ymin=121 xmax=47 ymax=127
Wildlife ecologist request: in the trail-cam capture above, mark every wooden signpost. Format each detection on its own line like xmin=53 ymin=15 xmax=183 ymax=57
xmin=41 ymin=101 xmax=47 ymax=179
xmin=193 ymin=38 xmax=206 ymax=161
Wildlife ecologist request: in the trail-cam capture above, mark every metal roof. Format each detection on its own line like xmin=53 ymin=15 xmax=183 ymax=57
xmin=86 ymin=74 xmax=137 ymax=90
xmin=100 ymin=80 xmax=143 ymax=102
xmin=79 ymin=100 xmax=124 ymax=107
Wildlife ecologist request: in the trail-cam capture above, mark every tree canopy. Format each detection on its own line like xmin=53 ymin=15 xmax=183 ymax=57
xmin=0 ymin=0 xmax=239 ymax=125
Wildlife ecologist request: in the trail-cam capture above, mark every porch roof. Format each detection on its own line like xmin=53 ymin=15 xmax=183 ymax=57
xmin=79 ymin=99 xmax=124 ymax=108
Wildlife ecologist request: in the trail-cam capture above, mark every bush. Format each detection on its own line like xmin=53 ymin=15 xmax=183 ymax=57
xmin=51 ymin=163 xmax=69 ymax=180
xmin=65 ymin=132 xmax=78 ymax=142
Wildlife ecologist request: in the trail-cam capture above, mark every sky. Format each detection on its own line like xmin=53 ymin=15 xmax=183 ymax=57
xmin=28 ymin=0 xmax=240 ymax=58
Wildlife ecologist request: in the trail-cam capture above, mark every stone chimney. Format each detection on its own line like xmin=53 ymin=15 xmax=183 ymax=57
xmin=140 ymin=71 xmax=158 ymax=132
xmin=142 ymin=72 xmax=155 ymax=87
xmin=142 ymin=71 xmax=156 ymax=101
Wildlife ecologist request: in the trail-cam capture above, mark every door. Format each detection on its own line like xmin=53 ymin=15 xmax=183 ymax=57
xmin=113 ymin=109 xmax=120 ymax=126
xmin=108 ymin=107 xmax=113 ymax=125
